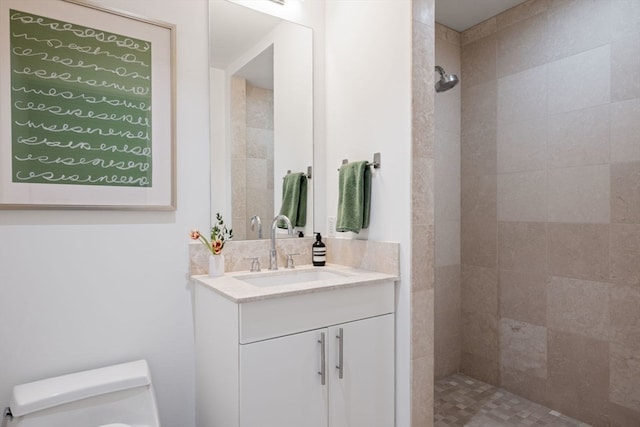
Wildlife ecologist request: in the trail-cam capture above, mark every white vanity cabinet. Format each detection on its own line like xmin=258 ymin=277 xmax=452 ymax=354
xmin=240 ymin=327 xmax=328 ymax=427
xmin=194 ymin=277 xmax=395 ymax=427
xmin=241 ymin=314 xmax=394 ymax=427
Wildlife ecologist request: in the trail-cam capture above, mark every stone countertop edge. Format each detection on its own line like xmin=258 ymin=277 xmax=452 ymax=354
xmin=191 ymin=263 xmax=399 ymax=303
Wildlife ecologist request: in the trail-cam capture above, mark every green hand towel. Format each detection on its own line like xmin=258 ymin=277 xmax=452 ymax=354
xmin=336 ymin=161 xmax=371 ymax=233
xmin=278 ymin=173 xmax=308 ymax=228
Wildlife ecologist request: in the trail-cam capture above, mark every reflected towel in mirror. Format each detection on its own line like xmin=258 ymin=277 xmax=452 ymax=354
xmin=278 ymin=173 xmax=307 ymax=228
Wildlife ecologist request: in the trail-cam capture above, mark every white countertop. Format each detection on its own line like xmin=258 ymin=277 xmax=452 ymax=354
xmin=191 ymin=263 xmax=399 ymax=303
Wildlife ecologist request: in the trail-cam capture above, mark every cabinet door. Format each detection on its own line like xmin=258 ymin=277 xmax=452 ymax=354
xmin=329 ymin=314 xmax=395 ymax=427
xmin=240 ymin=328 xmax=328 ymax=427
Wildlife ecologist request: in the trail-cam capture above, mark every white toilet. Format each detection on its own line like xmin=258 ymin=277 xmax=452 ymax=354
xmin=4 ymin=360 xmax=160 ymax=427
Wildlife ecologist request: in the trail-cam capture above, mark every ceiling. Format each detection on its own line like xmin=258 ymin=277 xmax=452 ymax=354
xmin=435 ymin=0 xmax=529 ymax=32
xmin=211 ymin=0 xmax=533 ymax=79
xmin=210 ymin=1 xmax=279 ymax=89
xmin=210 ymin=1 xmax=280 ymax=69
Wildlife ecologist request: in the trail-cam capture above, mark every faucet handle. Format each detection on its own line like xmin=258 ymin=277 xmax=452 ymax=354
xmin=245 ymin=257 xmax=261 ymax=272
xmin=285 ymin=253 xmax=300 ymax=269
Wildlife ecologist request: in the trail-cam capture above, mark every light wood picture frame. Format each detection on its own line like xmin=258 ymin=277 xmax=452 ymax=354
xmin=0 ymin=0 xmax=176 ymax=210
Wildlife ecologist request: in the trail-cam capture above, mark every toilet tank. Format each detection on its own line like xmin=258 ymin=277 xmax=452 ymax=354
xmin=6 ymin=360 xmax=160 ymax=427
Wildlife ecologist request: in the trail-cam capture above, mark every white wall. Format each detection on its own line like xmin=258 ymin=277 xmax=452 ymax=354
xmin=325 ymin=1 xmax=412 ymax=425
xmin=0 ymin=1 xmax=211 ymax=426
xmin=210 ymin=68 xmax=230 ymax=222
xmin=272 ymin=22 xmax=314 ymax=233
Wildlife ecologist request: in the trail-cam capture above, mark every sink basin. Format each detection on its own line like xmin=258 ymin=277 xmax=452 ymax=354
xmin=236 ymin=268 xmax=348 ymax=288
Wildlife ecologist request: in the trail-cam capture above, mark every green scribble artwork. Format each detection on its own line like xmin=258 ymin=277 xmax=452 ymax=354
xmin=10 ymin=9 xmax=152 ymax=187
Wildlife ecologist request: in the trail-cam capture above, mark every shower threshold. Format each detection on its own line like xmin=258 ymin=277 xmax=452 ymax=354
xmin=435 ymin=373 xmax=591 ymax=426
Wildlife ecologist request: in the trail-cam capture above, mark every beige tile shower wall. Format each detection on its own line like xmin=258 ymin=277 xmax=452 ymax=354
xmin=460 ymin=0 xmax=640 ymax=425
xmin=230 ymin=77 xmax=248 ymax=239
xmin=245 ymin=84 xmax=274 ymax=240
xmin=459 ymin=6 xmax=500 ymax=386
xmin=434 ymin=23 xmax=461 ymax=380
xmin=230 ymin=80 xmax=274 ymax=241
xmin=411 ymin=0 xmax=436 ymax=426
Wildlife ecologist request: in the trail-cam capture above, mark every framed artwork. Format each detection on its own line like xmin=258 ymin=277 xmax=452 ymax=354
xmin=0 ymin=0 xmax=176 ymax=209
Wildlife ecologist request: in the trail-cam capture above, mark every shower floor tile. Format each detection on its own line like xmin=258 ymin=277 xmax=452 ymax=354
xmin=434 ymin=373 xmax=592 ymax=427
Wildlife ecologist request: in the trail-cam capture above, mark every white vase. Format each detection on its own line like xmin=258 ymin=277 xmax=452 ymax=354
xmin=208 ymin=254 xmax=225 ymax=277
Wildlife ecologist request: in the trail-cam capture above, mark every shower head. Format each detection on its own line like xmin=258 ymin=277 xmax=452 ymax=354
xmin=435 ymin=65 xmax=459 ymax=93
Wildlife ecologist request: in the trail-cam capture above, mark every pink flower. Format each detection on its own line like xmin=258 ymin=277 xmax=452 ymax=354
xmin=212 ymin=240 xmax=223 ymax=255
xmin=189 ymin=214 xmax=232 ymax=256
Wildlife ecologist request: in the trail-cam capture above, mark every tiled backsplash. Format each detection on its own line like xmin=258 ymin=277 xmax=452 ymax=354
xmin=325 ymin=238 xmax=400 ymax=276
xmin=190 ymin=237 xmax=400 ymax=277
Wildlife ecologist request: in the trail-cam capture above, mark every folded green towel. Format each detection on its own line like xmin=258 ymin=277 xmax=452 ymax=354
xmin=336 ymin=161 xmax=371 ymax=233
xmin=278 ymin=173 xmax=307 ymax=228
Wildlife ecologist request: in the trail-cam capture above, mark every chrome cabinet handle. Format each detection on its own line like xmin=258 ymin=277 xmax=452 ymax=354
xmin=318 ymin=332 xmax=326 ymax=385
xmin=336 ymin=328 xmax=344 ymax=379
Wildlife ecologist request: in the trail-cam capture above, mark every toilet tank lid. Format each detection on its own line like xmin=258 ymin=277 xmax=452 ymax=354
xmin=9 ymin=360 xmax=151 ymax=417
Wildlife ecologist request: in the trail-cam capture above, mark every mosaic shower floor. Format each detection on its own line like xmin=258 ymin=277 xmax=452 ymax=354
xmin=434 ymin=373 xmax=591 ymax=427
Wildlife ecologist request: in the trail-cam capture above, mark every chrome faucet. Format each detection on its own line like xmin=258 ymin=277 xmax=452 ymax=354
xmin=269 ymin=214 xmax=293 ymax=270
xmin=250 ymin=215 xmax=262 ymax=239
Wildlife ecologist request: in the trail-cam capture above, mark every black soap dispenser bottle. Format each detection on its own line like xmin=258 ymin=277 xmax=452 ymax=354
xmin=312 ymin=233 xmax=326 ymax=266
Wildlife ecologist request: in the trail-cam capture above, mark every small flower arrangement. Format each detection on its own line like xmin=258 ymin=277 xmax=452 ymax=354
xmin=190 ymin=213 xmax=233 ymax=255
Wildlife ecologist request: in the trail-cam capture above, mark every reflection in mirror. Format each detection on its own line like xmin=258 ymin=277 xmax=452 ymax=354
xmin=209 ymin=0 xmax=313 ymax=240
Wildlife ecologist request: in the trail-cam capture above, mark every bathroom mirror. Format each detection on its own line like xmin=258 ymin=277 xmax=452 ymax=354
xmin=209 ymin=0 xmax=314 ymax=240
